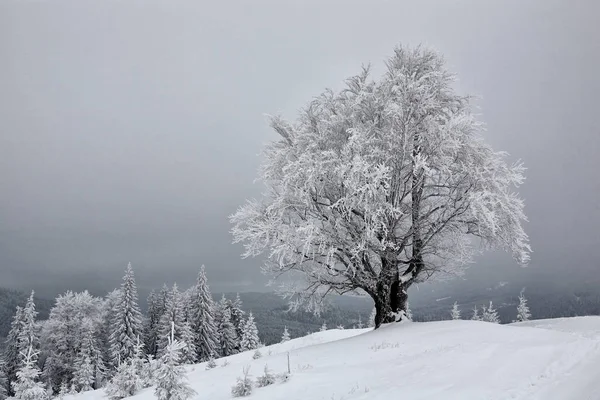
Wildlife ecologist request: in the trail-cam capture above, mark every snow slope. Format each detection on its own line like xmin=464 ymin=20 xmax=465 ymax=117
xmin=68 ymin=317 xmax=600 ymax=400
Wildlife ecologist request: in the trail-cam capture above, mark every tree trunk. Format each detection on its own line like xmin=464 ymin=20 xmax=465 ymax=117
xmin=373 ymin=278 xmax=410 ymax=328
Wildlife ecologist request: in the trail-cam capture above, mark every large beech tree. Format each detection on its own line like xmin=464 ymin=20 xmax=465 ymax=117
xmin=230 ymin=45 xmax=531 ymax=328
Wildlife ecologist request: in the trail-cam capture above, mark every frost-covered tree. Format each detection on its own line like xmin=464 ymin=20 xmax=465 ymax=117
xmin=255 ymin=365 xmax=276 ymax=388
xmin=405 ymin=301 xmax=413 ymax=321
xmin=227 ymin=293 xmax=245 ymax=351
xmin=450 ymin=302 xmax=461 ymax=320
xmin=4 ymin=306 xmax=24 ymax=395
xmin=154 ymin=323 xmax=196 ymax=400
xmin=357 ymin=315 xmax=364 ymax=329
xmin=10 ymin=345 xmax=47 ymax=400
xmin=230 ymin=45 xmax=531 ymax=328
xmin=319 ymin=322 xmax=327 ymax=332
xmin=471 ymin=306 xmax=480 ymax=321
xmin=231 ymin=366 xmax=252 ymax=398
xmin=143 ymin=290 xmax=162 ymax=358
xmin=482 ymin=301 xmax=500 ymax=324
xmin=215 ymin=296 xmax=238 ymax=357
xmin=188 ymin=266 xmax=219 ymax=362
xmin=109 ymin=263 xmax=144 ymax=368
xmin=0 ymin=358 xmax=8 ymax=400
xmin=239 ymin=313 xmax=260 ymax=351
xmin=368 ymin=308 xmax=376 ymax=328
xmin=17 ymin=292 xmax=39 ymax=365
xmin=104 ymin=359 xmax=143 ymax=400
xmin=516 ymin=290 xmax=531 ymax=322
xmin=280 ymin=327 xmax=290 ymax=343
xmin=41 ymin=291 xmax=105 ymax=393
xmin=157 ymin=284 xmax=196 ymax=364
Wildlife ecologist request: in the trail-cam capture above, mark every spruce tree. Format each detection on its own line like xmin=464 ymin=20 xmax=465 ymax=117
xmin=4 ymin=306 xmax=24 ymax=395
xmin=0 ymin=358 xmax=8 ymax=400
xmin=154 ymin=322 xmax=196 ymax=400
xmin=143 ymin=290 xmax=160 ymax=357
xmin=516 ymin=291 xmax=531 ymax=322
xmin=356 ymin=315 xmax=364 ymax=329
xmin=215 ymin=296 xmax=238 ymax=357
xmin=10 ymin=345 xmax=47 ymax=400
xmin=109 ymin=263 xmax=144 ymax=368
xmin=450 ymin=302 xmax=461 ymax=320
xmin=319 ymin=321 xmax=327 ymax=332
xmin=17 ymin=292 xmax=39 ymax=365
xmin=368 ymin=308 xmax=376 ymax=328
xmin=280 ymin=327 xmax=290 ymax=343
xmin=227 ymin=293 xmax=245 ymax=351
xmin=188 ymin=266 xmax=219 ymax=362
xmin=157 ymin=284 xmax=196 ymax=364
xmin=471 ymin=306 xmax=480 ymax=321
xmin=73 ymin=319 xmax=104 ymax=392
xmin=239 ymin=313 xmax=260 ymax=351
xmin=482 ymin=301 xmax=500 ymax=323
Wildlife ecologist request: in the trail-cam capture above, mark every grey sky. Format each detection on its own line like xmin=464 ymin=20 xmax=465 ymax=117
xmin=1 ymin=0 xmax=599 ymax=299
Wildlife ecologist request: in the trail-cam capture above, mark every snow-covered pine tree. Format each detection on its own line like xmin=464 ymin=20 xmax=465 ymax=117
xmin=0 ymin=358 xmax=8 ymax=400
xmin=280 ymin=327 xmax=290 ymax=343
xmin=231 ymin=366 xmax=252 ymax=397
xmin=188 ymin=266 xmax=219 ymax=362
xmin=154 ymin=322 xmax=196 ymax=400
xmin=157 ymin=284 xmax=197 ymax=364
xmin=109 ymin=263 xmax=144 ymax=368
xmin=4 ymin=306 xmax=24 ymax=395
xmin=319 ymin=322 xmax=327 ymax=332
xmin=255 ymin=364 xmax=276 ymax=388
xmin=357 ymin=315 xmax=364 ymax=329
xmin=368 ymin=308 xmax=376 ymax=328
xmin=10 ymin=345 xmax=47 ymax=400
xmin=516 ymin=290 xmax=531 ymax=322
xmin=100 ymin=289 xmax=121 ymax=375
xmin=482 ymin=301 xmax=500 ymax=323
xmin=143 ymin=290 xmax=161 ymax=358
xmin=471 ymin=306 xmax=480 ymax=321
xmin=73 ymin=318 xmax=105 ymax=392
xmin=104 ymin=358 xmax=143 ymax=400
xmin=17 ymin=292 xmax=39 ymax=365
xmin=227 ymin=293 xmax=245 ymax=352
xmin=239 ymin=313 xmax=260 ymax=351
xmin=450 ymin=302 xmax=461 ymax=320
xmin=216 ymin=296 xmax=238 ymax=357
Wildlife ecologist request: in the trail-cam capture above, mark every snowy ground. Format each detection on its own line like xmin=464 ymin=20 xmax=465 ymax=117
xmin=68 ymin=317 xmax=600 ymax=400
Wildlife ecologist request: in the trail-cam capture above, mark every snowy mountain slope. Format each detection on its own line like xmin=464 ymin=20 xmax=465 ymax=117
xmin=67 ymin=317 xmax=600 ymax=400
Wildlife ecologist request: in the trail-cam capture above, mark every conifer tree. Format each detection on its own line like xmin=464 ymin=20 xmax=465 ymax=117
xmin=482 ymin=301 xmax=500 ymax=323
xmin=157 ymin=284 xmax=197 ymax=364
xmin=17 ymin=292 xmax=39 ymax=365
xmin=188 ymin=266 xmax=219 ymax=362
xmin=227 ymin=293 xmax=245 ymax=351
xmin=239 ymin=313 xmax=260 ymax=351
xmin=109 ymin=263 xmax=144 ymax=368
xmin=450 ymin=302 xmax=461 ymax=320
xmin=215 ymin=296 xmax=238 ymax=357
xmin=319 ymin=322 xmax=327 ymax=332
xmin=143 ymin=290 xmax=161 ymax=357
xmin=471 ymin=306 xmax=480 ymax=321
xmin=104 ymin=359 xmax=143 ymax=400
xmin=280 ymin=327 xmax=290 ymax=343
xmin=0 ymin=358 xmax=8 ymax=400
xmin=11 ymin=345 xmax=47 ymax=400
xmin=356 ymin=315 xmax=364 ymax=329
xmin=4 ymin=306 xmax=24 ymax=395
xmin=368 ymin=308 xmax=376 ymax=328
xmin=516 ymin=291 xmax=532 ymax=322
xmin=154 ymin=322 xmax=196 ymax=400
xmin=73 ymin=319 xmax=104 ymax=392
xmin=405 ymin=301 xmax=413 ymax=321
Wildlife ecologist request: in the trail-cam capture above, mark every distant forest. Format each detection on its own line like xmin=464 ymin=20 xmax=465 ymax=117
xmin=1 ymin=284 xmax=599 ymax=347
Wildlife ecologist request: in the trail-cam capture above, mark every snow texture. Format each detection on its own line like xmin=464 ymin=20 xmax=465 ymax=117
xmin=61 ymin=316 xmax=600 ymax=400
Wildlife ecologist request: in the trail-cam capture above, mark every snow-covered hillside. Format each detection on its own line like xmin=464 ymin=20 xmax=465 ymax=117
xmin=67 ymin=317 xmax=600 ymax=400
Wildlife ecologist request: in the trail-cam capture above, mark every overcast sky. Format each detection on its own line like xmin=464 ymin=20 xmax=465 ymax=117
xmin=1 ymin=0 xmax=598 ymax=299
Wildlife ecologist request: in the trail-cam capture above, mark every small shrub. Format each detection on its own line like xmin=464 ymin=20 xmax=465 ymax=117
xmin=206 ymin=357 xmax=217 ymax=370
xmin=256 ymin=365 xmax=276 ymax=388
xmin=231 ymin=366 xmax=253 ymax=397
xmin=252 ymin=349 xmax=262 ymax=360
xmin=276 ymin=372 xmax=290 ymax=383
xmin=222 ymin=360 xmax=230 ymax=368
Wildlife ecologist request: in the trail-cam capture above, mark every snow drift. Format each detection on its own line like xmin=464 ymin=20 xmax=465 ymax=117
xmin=66 ymin=317 xmax=600 ymax=400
